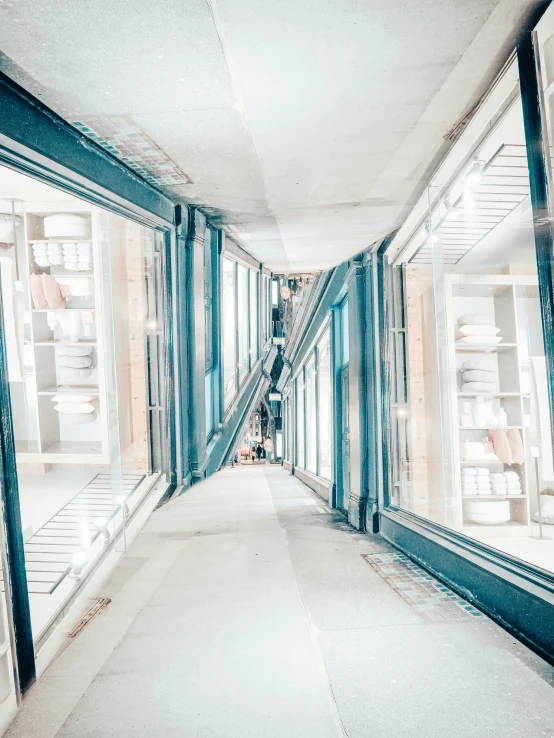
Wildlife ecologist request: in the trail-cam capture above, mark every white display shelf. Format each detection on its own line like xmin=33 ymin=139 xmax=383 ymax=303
xmin=457 ymin=392 xmax=521 ymax=398
xmin=29 ymin=239 xmax=93 ymax=244
xmin=32 ymin=341 xmax=97 ymax=347
xmin=31 ymin=308 xmax=96 ymax=313
xmin=454 ymin=342 xmax=517 ymax=352
xmin=37 ymin=384 xmax=99 ymax=394
xmin=461 ymin=521 xmax=529 ymax=537
xmin=9 ymin=206 xmax=109 ymax=466
xmin=459 ymin=425 xmax=522 ymax=430
xmin=461 ymin=494 xmax=526 ymax=500
xmin=445 ymin=274 xmax=538 ymax=535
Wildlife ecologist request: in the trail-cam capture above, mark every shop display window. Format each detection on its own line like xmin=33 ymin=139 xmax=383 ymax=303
xmin=222 ymin=256 xmax=261 ymax=411
xmin=318 ymin=326 xmax=332 ymax=480
xmin=237 ymin=264 xmax=249 ymax=384
xmin=386 ymin=88 xmax=554 ymax=574
xmin=305 ymin=355 xmax=317 ymax=473
xmin=0 ymin=164 xmax=169 ymax=640
xmin=249 ymin=270 xmax=259 ymax=365
xmin=296 ymin=373 xmax=305 ymax=468
xmin=222 ymin=256 xmax=237 ymax=409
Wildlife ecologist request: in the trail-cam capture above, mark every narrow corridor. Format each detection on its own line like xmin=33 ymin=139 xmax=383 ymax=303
xmin=7 ymin=467 xmax=554 ymax=738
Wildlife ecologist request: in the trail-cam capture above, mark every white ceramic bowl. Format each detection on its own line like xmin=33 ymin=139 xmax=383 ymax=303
xmin=465 ymin=499 xmax=510 ymax=524
xmin=44 ymin=213 xmax=90 ymax=239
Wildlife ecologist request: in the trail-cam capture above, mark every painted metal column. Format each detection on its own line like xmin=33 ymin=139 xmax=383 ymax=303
xmin=212 ymin=231 xmax=223 ymax=429
xmin=174 ymin=205 xmax=191 ymax=486
xmin=518 ymin=33 xmax=554 ymax=446
xmin=362 ymin=251 xmax=380 ymax=532
xmin=346 ymin=255 xmax=368 ymax=530
xmin=0 ymin=290 xmax=35 ymax=693
xmin=186 ymin=208 xmax=209 ymax=481
xmin=330 ymin=305 xmax=341 ymax=509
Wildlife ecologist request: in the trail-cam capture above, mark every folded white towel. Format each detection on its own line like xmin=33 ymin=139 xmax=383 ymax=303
xmin=462 ymin=370 xmax=498 ymax=383
xmin=461 ymin=468 xmax=478 ymax=476
xmin=504 ymin=471 xmax=520 ymax=481
xmin=458 ymin=324 xmax=501 ymax=337
xmin=462 ymin=357 xmax=496 ymax=372
xmin=476 ymin=468 xmax=491 ymax=477
xmin=457 ymin=313 xmax=495 ymax=327
xmin=461 ymin=381 xmax=499 ymax=393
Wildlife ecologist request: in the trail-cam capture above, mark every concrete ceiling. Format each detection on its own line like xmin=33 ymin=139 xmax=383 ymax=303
xmin=0 ymin=0 xmax=546 ymax=270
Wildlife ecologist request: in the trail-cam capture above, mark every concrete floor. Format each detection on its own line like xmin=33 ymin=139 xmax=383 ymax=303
xmin=6 ymin=466 xmax=554 ymax=738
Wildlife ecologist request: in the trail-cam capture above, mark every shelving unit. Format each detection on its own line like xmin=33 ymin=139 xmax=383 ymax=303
xmin=8 ymin=202 xmax=109 ymax=465
xmin=445 ymin=274 xmax=541 ymax=537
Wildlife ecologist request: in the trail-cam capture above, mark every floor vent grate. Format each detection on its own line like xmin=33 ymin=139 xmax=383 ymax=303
xmin=363 ymin=552 xmax=483 ymax=622
xmin=69 ymin=597 xmax=111 ymax=638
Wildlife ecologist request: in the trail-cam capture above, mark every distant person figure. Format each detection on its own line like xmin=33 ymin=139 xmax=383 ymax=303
xmin=264 ymin=436 xmax=274 ymax=465
xmin=256 ymin=443 xmax=264 ymax=461
xmin=251 ymin=445 xmax=256 ymax=462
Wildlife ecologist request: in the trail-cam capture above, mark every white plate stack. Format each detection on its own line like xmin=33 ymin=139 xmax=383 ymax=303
xmin=465 ymin=499 xmax=511 ymax=525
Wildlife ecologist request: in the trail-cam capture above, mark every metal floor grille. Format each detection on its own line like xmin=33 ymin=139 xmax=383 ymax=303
xmin=2 ymin=473 xmax=145 ymax=595
xmin=363 ymin=552 xmax=483 ymax=622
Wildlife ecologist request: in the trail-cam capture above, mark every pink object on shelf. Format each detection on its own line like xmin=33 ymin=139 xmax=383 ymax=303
xmin=507 ymin=428 xmax=525 ymax=465
xmin=29 ymin=273 xmax=47 ymax=310
xmin=488 ymin=429 xmax=512 ymax=465
xmin=41 ymin=274 xmax=66 ymax=310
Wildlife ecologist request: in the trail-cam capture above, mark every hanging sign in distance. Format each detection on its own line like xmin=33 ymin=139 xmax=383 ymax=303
xmin=268 ymin=393 xmax=282 ymax=401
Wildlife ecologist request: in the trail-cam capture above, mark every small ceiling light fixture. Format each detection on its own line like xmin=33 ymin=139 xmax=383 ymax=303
xmin=445 ymin=195 xmax=461 ymax=221
xmin=70 ymin=550 xmax=88 ymax=581
xmin=425 ymin=221 xmax=440 ymax=244
xmin=466 ymin=157 xmax=485 ymax=187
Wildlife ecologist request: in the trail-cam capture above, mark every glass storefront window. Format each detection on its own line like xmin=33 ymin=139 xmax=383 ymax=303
xmin=204 ymin=227 xmax=214 ymax=373
xmin=318 ymin=326 xmax=332 ymax=479
xmin=0 ymin=164 xmax=169 ymax=640
xmin=237 ymin=264 xmax=249 ymax=384
xmin=222 ymin=257 xmax=236 ymax=409
xmin=249 ymin=269 xmax=259 ymax=365
xmin=340 ymin=298 xmax=349 ymax=365
xmin=387 ymin=88 xmax=554 ymax=575
xmin=205 ymin=370 xmax=214 ymax=439
xmin=305 ymin=355 xmax=317 ymax=473
xmin=296 ymin=374 xmax=304 ymax=468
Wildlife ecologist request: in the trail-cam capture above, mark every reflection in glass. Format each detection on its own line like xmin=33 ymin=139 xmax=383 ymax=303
xmin=222 ymin=257 xmax=237 ymax=409
xmin=305 ymin=355 xmax=317 ymax=472
xmin=249 ymin=270 xmax=259 ymax=364
xmin=388 ymin=93 xmax=554 ymax=574
xmin=237 ymin=264 xmax=248 ymax=384
xmin=0 ymin=164 xmax=168 ymax=641
xmin=296 ymin=374 xmax=305 ymax=468
xmin=318 ymin=327 xmax=332 ymax=479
